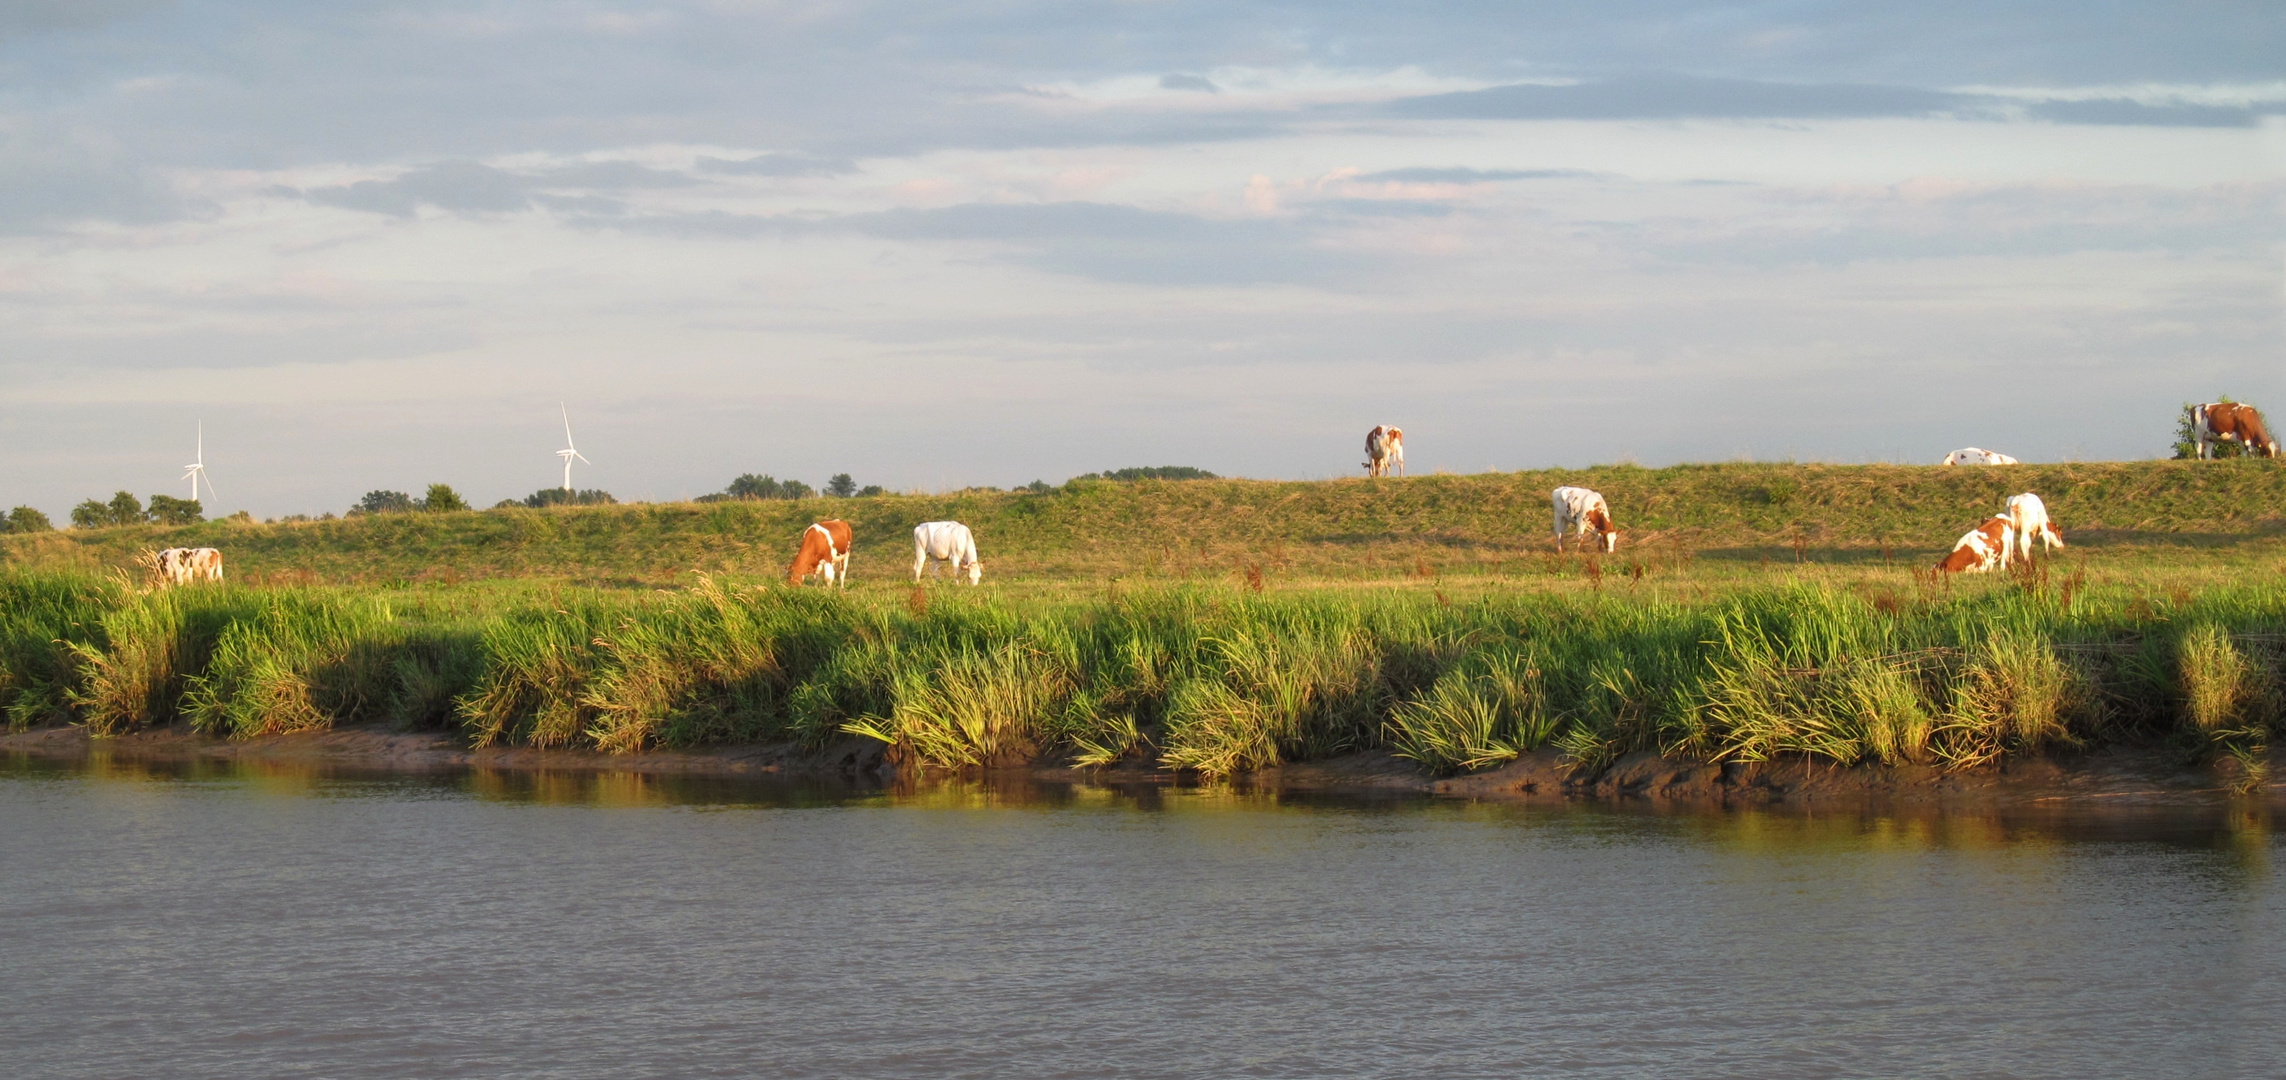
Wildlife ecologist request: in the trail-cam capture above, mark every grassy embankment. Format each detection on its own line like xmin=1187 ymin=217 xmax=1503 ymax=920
xmin=3 ymin=461 xmax=2282 ymax=778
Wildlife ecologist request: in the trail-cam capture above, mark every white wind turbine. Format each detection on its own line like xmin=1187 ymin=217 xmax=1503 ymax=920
xmin=183 ymin=422 xmax=218 ymax=503
xmin=556 ymin=405 xmax=590 ymax=491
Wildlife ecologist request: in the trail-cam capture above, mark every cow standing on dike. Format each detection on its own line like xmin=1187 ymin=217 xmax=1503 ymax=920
xmin=1941 ymin=448 xmax=2020 ymax=466
xmin=2191 ymin=402 xmax=2278 ymax=459
xmin=1364 ymin=426 xmax=1405 ymax=477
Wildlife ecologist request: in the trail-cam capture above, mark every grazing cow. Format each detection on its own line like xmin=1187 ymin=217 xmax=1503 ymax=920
xmin=2003 ymin=493 xmax=2064 ymax=560
xmin=1551 ymin=486 xmax=1619 ymax=553
xmin=1364 ymin=425 xmax=1406 ymax=477
xmin=148 ymin=547 xmax=191 ymax=587
xmin=1941 ymin=448 xmax=2020 ymax=466
xmin=2191 ymin=402 xmax=2279 ymax=459
xmin=787 ymin=519 xmax=854 ymax=588
xmin=1936 ymin=516 xmax=2015 ymax=573
xmin=912 ymin=521 xmax=983 ymax=585
xmin=149 ymin=547 xmax=222 ymax=587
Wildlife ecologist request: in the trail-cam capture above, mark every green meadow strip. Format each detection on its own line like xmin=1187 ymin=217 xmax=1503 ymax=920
xmin=5 ymin=569 xmax=2283 ymax=777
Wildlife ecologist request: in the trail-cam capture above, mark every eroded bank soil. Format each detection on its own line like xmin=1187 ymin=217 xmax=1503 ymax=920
xmin=4 ymin=725 xmax=2275 ymax=808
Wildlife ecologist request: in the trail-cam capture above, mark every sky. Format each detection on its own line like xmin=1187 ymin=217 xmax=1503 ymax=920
xmin=1 ymin=1 xmax=2281 ymax=517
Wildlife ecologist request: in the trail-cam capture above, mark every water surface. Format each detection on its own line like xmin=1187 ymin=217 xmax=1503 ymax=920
xmin=2 ymin=754 xmax=2280 ymax=1078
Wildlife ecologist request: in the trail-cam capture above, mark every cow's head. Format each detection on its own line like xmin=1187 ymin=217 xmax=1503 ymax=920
xmin=964 ymin=560 xmax=983 ymax=586
xmin=1587 ymin=508 xmax=1619 ymax=553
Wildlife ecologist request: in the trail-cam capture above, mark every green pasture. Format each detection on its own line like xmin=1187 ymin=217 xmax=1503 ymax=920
xmin=5 ymin=460 xmax=2281 ymax=588
xmin=4 ymin=460 xmax=2280 ymax=779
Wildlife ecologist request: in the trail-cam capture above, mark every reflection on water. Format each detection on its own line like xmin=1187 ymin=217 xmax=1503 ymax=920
xmin=3 ymin=751 xmax=2282 ymax=1079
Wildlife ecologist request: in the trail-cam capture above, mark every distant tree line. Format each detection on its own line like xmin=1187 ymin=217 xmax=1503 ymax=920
xmin=350 ymin=484 xmax=478 ymax=515
xmin=697 ymin=472 xmax=883 ymax=502
xmin=67 ymin=492 xmax=203 ymax=529
xmin=509 ymin=488 xmax=617 ymax=509
xmin=29 ymin=464 xmax=1222 ymax=534
xmin=1069 ymin=466 xmax=1218 ymax=482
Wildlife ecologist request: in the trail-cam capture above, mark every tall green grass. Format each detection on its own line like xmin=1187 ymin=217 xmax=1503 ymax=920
xmin=7 ymin=568 xmax=2285 ymax=779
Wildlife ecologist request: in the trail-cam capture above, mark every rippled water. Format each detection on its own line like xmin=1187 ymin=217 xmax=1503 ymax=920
xmin=2 ymin=753 xmax=2281 ymax=1079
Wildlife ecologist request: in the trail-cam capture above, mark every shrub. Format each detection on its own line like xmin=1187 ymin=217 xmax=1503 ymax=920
xmin=147 ymin=494 xmax=203 ymax=526
xmin=4 ymin=506 xmax=52 ymax=533
xmin=353 ymin=490 xmax=416 ymax=515
xmin=857 ymin=485 xmax=886 ymax=497
xmin=826 ymin=473 xmax=857 ymax=498
xmin=418 ymin=484 xmax=470 ymax=512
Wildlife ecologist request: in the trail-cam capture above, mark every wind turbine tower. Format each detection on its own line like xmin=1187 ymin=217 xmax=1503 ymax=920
xmin=557 ymin=405 xmax=590 ymax=492
xmin=183 ymin=423 xmax=218 ymax=503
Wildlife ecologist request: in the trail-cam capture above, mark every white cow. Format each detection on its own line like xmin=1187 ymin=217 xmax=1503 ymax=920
xmin=1941 ymin=448 xmax=2020 ymax=466
xmin=2003 ymin=493 xmax=2064 ymax=560
xmin=1551 ymin=486 xmax=1619 ymax=553
xmin=912 ymin=521 xmax=983 ymax=585
xmin=150 ymin=546 xmax=223 ymax=587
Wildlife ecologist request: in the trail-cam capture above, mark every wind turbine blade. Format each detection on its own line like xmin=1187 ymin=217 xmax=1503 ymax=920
xmin=574 ymin=452 xmax=591 ymax=465
xmin=561 ymin=404 xmax=575 ymax=446
xmin=199 ymin=470 xmax=218 ymax=501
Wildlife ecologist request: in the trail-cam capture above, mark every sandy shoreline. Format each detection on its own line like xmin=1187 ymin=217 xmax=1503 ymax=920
xmin=6 ymin=724 xmax=2278 ymax=808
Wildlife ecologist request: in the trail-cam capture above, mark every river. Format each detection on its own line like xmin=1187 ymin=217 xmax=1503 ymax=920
xmin=2 ymin=753 xmax=2280 ymax=1078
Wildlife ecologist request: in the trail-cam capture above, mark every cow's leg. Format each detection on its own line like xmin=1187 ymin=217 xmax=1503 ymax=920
xmin=913 ymin=546 xmax=927 ymax=581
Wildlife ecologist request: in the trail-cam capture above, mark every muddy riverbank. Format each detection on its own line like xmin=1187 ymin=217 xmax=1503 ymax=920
xmin=5 ymin=724 xmax=2274 ymax=808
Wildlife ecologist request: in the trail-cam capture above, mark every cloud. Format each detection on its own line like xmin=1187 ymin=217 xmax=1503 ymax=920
xmin=1157 ymin=74 xmax=1220 ymax=93
xmin=295 ymin=161 xmax=532 ymax=217
xmin=532 ymin=160 xmax=698 ymax=188
xmin=594 ymin=200 xmax=1388 ymax=287
xmin=286 ymin=158 xmax=710 ymax=217
xmin=1351 ymin=167 xmax=1597 ymax=183
xmin=0 ymin=138 xmax=197 ymax=233
xmin=1378 ymin=75 xmax=1967 ymax=121
xmin=695 ymin=153 xmax=857 ymax=177
xmin=1371 ymin=74 xmax=2284 ymax=128
xmin=1631 ymin=180 xmax=2286 ymax=267
xmin=0 ymin=0 xmax=163 ymax=40
xmin=2023 ymin=99 xmax=2278 ymax=127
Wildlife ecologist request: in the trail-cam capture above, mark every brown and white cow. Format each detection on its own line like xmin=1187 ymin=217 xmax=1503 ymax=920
xmin=1551 ymin=486 xmax=1618 ymax=553
xmin=788 ymin=519 xmax=854 ymax=587
xmin=2192 ymin=402 xmax=2279 ymax=459
xmin=1364 ymin=425 xmax=1406 ymax=477
xmin=2003 ymin=493 xmax=2063 ymax=560
xmin=1935 ymin=516 xmax=2014 ymax=573
xmin=1941 ymin=448 xmax=2020 ymax=466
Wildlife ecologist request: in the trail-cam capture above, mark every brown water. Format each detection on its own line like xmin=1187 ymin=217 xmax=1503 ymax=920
xmin=2 ymin=753 xmax=2281 ymax=1079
